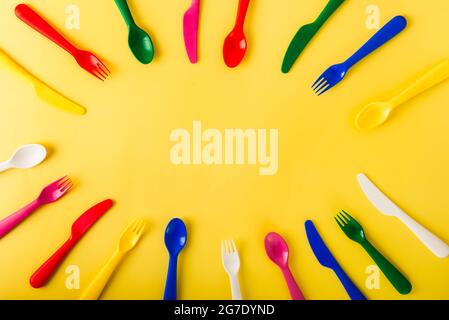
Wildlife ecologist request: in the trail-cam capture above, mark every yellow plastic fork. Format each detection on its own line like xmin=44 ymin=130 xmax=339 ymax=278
xmin=0 ymin=49 xmax=85 ymax=115
xmin=80 ymin=219 xmax=147 ymax=300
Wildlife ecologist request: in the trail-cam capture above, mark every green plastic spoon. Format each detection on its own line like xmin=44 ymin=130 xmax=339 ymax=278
xmin=114 ymin=0 xmax=154 ymax=64
xmin=282 ymin=0 xmax=345 ymax=73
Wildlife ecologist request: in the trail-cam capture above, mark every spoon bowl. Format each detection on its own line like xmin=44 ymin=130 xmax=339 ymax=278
xmin=128 ymin=25 xmax=154 ymax=64
xmin=165 ymin=218 xmax=187 ymax=257
xmin=9 ymin=144 xmax=46 ymax=169
xmin=355 ymin=102 xmax=392 ymax=130
xmin=264 ymin=232 xmax=289 ymax=269
xmin=223 ymin=29 xmax=247 ymax=68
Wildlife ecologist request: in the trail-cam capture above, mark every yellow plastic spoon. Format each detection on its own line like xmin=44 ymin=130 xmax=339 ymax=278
xmin=356 ymin=59 xmax=449 ymax=130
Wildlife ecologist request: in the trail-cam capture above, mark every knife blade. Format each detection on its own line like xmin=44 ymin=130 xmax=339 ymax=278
xmin=183 ymin=0 xmax=200 ymax=63
xmin=281 ymin=0 xmax=345 ymax=73
xmin=305 ymin=220 xmax=366 ymax=300
xmin=29 ymin=199 xmax=113 ymax=288
xmin=34 ymin=80 xmax=86 ymax=115
xmin=357 ymin=173 xmax=449 ymax=258
xmin=0 ymin=49 xmax=85 ymax=115
xmin=357 ymin=173 xmax=404 ymax=216
xmin=305 ymin=220 xmax=340 ymax=269
xmin=71 ymin=199 xmax=113 ymax=238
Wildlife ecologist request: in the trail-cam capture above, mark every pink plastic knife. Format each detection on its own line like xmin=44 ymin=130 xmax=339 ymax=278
xmin=183 ymin=0 xmax=200 ymax=63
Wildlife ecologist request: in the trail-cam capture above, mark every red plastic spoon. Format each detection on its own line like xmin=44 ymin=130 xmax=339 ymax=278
xmin=223 ymin=0 xmax=250 ymax=68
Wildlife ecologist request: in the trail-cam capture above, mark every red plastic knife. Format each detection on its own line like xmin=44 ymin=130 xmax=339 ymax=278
xmin=30 ymin=199 xmax=113 ymax=288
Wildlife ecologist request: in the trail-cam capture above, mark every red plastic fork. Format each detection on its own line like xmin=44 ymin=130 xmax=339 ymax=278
xmin=15 ymin=4 xmax=110 ymax=81
xmin=0 ymin=176 xmax=72 ymax=238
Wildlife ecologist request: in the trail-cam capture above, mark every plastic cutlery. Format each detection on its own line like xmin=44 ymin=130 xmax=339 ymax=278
xmin=0 ymin=144 xmax=46 ymax=173
xmin=264 ymin=232 xmax=305 ymax=300
xmin=80 ymin=219 xmax=147 ymax=300
xmin=282 ymin=0 xmax=346 ymax=73
xmin=305 ymin=220 xmax=366 ymax=300
xmin=312 ymin=16 xmax=407 ymax=95
xmin=221 ymin=239 xmax=243 ymax=300
xmin=15 ymin=4 xmax=110 ymax=81
xmin=335 ymin=210 xmax=412 ymax=294
xmin=358 ymin=173 xmax=449 ymax=258
xmin=223 ymin=0 xmax=251 ymax=68
xmin=164 ymin=218 xmax=187 ymax=300
xmin=183 ymin=0 xmax=200 ymax=63
xmin=355 ymin=59 xmax=449 ymax=130
xmin=30 ymin=199 xmax=113 ymax=288
xmin=0 ymin=49 xmax=86 ymax=115
xmin=0 ymin=176 xmax=72 ymax=239
xmin=114 ymin=0 xmax=154 ymax=64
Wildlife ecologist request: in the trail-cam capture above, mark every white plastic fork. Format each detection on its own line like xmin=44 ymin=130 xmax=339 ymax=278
xmin=221 ymin=239 xmax=243 ymax=300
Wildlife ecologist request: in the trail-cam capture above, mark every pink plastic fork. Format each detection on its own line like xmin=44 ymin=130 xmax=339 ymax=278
xmin=0 ymin=176 xmax=72 ymax=238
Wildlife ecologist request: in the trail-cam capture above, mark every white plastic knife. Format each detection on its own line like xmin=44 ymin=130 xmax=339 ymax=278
xmin=357 ymin=173 xmax=449 ymax=258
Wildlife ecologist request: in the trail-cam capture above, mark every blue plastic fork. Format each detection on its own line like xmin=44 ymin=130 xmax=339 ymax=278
xmin=312 ymin=16 xmax=407 ymax=95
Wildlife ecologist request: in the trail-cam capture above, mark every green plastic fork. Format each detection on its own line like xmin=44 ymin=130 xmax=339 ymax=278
xmin=335 ymin=210 xmax=412 ymax=295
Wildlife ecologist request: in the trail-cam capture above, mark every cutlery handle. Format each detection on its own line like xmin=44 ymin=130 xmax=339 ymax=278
xmin=114 ymin=0 xmax=135 ymax=27
xmin=0 ymin=49 xmax=39 ymax=85
xmin=0 ymin=160 xmax=11 ymax=172
xmin=164 ymin=255 xmax=178 ymax=300
xmin=15 ymin=5 xmax=78 ymax=56
xmin=315 ymin=0 xmax=345 ymax=27
xmin=235 ymin=0 xmax=250 ymax=30
xmin=396 ymin=211 xmax=449 ymax=258
xmin=390 ymin=60 xmax=449 ymax=108
xmin=281 ymin=267 xmax=305 ymax=300
xmin=80 ymin=250 xmax=124 ymax=300
xmin=0 ymin=199 xmax=41 ymax=238
xmin=229 ymin=275 xmax=243 ymax=300
xmin=30 ymin=237 xmax=77 ymax=288
xmin=333 ymin=265 xmax=367 ymax=300
xmin=345 ymin=16 xmax=407 ymax=69
xmin=361 ymin=240 xmax=412 ymax=294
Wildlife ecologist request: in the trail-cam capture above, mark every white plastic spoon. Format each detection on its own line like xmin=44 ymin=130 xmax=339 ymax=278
xmin=0 ymin=144 xmax=47 ymax=172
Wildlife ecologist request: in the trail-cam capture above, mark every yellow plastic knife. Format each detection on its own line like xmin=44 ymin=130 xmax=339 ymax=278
xmin=0 ymin=49 xmax=85 ymax=115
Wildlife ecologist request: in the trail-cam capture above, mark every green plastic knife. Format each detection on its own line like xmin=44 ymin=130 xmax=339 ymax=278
xmin=281 ymin=0 xmax=346 ymax=73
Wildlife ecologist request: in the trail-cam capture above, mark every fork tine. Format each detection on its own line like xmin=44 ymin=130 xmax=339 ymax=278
xmin=58 ymin=177 xmax=71 ymax=188
xmin=136 ymin=221 xmax=147 ymax=235
xmin=336 ymin=213 xmax=347 ymax=225
xmin=97 ymin=62 xmax=110 ymax=76
xmin=60 ymin=182 xmax=73 ymax=193
xmin=231 ymin=239 xmax=237 ymax=253
xmin=317 ymin=83 xmax=330 ymax=95
xmin=57 ymin=177 xmax=71 ymax=189
xmin=338 ymin=212 xmax=349 ymax=223
xmin=314 ymin=80 xmax=328 ymax=94
xmin=341 ymin=210 xmax=354 ymax=222
xmin=53 ymin=176 xmax=68 ymax=187
xmin=96 ymin=58 xmax=110 ymax=74
xmin=96 ymin=66 xmax=108 ymax=79
xmin=318 ymin=84 xmax=332 ymax=96
xmin=229 ymin=240 xmax=235 ymax=253
xmin=334 ymin=216 xmax=344 ymax=228
xmin=228 ymin=240 xmax=233 ymax=253
xmin=91 ymin=69 xmax=105 ymax=81
xmin=312 ymin=77 xmax=324 ymax=90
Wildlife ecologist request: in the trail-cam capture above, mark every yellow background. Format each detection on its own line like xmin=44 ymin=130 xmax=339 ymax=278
xmin=0 ymin=0 xmax=448 ymax=300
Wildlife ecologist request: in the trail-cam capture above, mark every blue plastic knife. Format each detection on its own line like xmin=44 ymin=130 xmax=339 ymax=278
xmin=305 ymin=220 xmax=366 ymax=300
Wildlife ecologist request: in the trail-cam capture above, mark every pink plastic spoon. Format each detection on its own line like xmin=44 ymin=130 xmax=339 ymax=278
xmin=223 ymin=0 xmax=250 ymax=68
xmin=264 ymin=232 xmax=306 ymax=300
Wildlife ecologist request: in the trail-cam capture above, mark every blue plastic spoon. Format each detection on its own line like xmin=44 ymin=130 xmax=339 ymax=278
xmin=164 ymin=218 xmax=187 ymax=300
